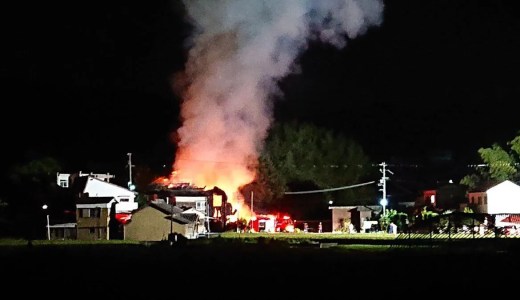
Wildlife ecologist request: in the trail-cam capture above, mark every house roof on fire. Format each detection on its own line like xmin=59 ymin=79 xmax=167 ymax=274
xmin=146 ymin=183 xmax=207 ymax=197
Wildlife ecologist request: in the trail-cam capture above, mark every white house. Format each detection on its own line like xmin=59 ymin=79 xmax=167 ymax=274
xmin=175 ymin=196 xmax=208 ymax=214
xmin=57 ymin=172 xmax=138 ymax=214
xmin=56 ymin=171 xmax=115 ymax=187
xmin=82 ymin=176 xmax=138 ymax=213
xmin=486 ymin=180 xmax=520 ymax=214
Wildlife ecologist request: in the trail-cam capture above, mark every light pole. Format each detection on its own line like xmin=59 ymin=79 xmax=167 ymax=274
xmin=42 ymin=204 xmax=50 ymax=240
xmin=127 ymin=153 xmax=135 ymax=190
xmin=250 ymin=191 xmax=254 ymax=214
xmin=378 ymin=162 xmax=393 ymax=217
xmin=380 ymin=198 xmax=388 ymax=217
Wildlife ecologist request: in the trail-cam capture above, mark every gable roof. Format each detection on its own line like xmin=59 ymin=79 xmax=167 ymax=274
xmin=181 ymin=207 xmax=206 ymax=217
xmin=330 ymin=205 xmax=382 ymax=212
xmin=69 ymin=175 xmax=135 ymax=197
xmin=83 ymin=177 xmax=135 ymax=196
xmin=179 ymin=213 xmax=200 ymax=223
xmin=168 ymin=214 xmax=195 ymax=224
xmin=499 ymin=215 xmax=520 ymax=224
xmin=149 ymin=202 xmax=184 ymax=215
xmin=487 ymin=180 xmax=520 ymax=193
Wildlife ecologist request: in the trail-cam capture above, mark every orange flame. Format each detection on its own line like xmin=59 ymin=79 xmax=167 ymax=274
xmin=162 ymin=149 xmax=256 ymax=221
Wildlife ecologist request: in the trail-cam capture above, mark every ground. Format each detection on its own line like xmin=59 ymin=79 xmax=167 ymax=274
xmin=1 ymin=238 xmax=519 ymax=296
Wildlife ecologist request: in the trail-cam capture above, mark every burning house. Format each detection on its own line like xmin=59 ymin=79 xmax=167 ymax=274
xmin=146 ymin=179 xmax=235 ymax=233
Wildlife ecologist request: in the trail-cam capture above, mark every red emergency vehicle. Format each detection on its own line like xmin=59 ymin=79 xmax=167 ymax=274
xmin=249 ymin=213 xmax=295 ymax=233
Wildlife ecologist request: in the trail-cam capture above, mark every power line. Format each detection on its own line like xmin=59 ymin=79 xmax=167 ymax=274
xmin=284 ymin=181 xmax=375 ymax=195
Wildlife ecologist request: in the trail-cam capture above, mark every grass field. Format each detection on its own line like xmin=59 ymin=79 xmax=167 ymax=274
xmin=1 ymin=234 xmax=519 ymax=297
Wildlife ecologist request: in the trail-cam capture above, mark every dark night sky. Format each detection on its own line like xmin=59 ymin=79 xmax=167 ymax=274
xmin=2 ymin=0 xmax=520 ymax=184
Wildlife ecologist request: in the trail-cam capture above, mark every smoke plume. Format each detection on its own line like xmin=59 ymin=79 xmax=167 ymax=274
xmin=172 ymin=0 xmax=384 ymax=201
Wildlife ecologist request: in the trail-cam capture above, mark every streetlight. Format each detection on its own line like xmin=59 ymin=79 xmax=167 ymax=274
xmin=42 ymin=204 xmax=50 ymax=240
xmin=380 ymin=198 xmax=388 ymax=217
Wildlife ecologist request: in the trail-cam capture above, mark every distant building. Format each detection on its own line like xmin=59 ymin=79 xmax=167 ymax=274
xmin=486 ymin=180 xmax=520 ymax=214
xmin=56 ymin=171 xmax=115 ymax=187
xmin=51 ymin=172 xmax=139 ymax=240
xmin=76 ymin=196 xmax=116 ymax=240
xmin=59 ymin=173 xmax=138 ymax=214
xmin=465 ymin=191 xmax=488 ymax=213
xmin=329 ymin=205 xmax=382 ymax=232
xmin=124 ymin=200 xmax=204 ymax=241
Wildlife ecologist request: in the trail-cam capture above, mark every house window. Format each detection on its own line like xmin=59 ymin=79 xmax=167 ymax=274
xmin=59 ymin=179 xmax=68 ymax=188
xmin=478 ymin=197 xmax=482 ymax=205
xmin=93 ymin=208 xmax=101 ymax=218
xmin=81 ymin=209 xmax=90 ymax=218
xmin=80 ymin=208 xmax=101 ymax=218
xmin=89 ymin=228 xmax=95 ymax=234
xmin=196 ymin=201 xmax=206 ymax=210
xmin=120 ymin=198 xmax=129 ymax=202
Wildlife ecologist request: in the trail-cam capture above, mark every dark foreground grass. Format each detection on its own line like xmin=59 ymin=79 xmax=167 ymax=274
xmin=1 ymin=238 xmax=520 ymax=297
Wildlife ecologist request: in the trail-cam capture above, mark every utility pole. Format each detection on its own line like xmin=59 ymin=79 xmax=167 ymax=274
xmin=250 ymin=191 xmax=254 ymax=214
xmin=378 ymin=162 xmax=393 ymax=216
xmin=127 ymin=153 xmax=135 ymax=190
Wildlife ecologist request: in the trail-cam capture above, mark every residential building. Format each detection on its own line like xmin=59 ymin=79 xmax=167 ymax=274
xmin=486 ymin=180 xmax=520 ymax=214
xmin=466 ymin=191 xmax=487 ymax=213
xmin=124 ymin=200 xmax=205 ymax=241
xmin=53 ymin=172 xmax=139 ymax=240
xmin=76 ymin=196 xmax=116 ymax=240
xmin=329 ymin=205 xmax=382 ymax=232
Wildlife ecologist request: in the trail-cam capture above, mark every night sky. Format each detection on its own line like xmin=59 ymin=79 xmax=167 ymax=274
xmin=2 ymin=0 xmax=520 ymax=185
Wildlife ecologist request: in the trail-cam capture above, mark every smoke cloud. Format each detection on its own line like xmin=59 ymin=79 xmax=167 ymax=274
xmin=172 ymin=0 xmax=384 ymax=199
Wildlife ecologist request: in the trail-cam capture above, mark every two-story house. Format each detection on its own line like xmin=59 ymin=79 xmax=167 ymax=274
xmin=52 ymin=172 xmax=139 ymax=240
xmin=76 ymin=196 xmax=117 ymax=240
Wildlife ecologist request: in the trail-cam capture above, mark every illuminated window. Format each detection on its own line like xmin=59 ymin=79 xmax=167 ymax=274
xmin=59 ymin=179 xmax=68 ymax=188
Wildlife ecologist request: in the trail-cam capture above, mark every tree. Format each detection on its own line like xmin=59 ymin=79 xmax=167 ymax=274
xmin=460 ymin=131 xmax=520 ymax=190
xmin=6 ymin=156 xmax=63 ymax=239
xmin=243 ymin=122 xmax=376 ymax=211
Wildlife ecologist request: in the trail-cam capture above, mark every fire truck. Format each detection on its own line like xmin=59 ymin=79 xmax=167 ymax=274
xmin=249 ymin=213 xmax=295 ymax=233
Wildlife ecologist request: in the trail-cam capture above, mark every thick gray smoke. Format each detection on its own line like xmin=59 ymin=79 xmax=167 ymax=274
xmin=172 ymin=0 xmax=384 ymax=200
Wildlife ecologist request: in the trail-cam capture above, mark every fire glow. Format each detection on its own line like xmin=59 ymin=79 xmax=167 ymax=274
xmin=155 ymin=170 xmax=255 ymax=221
xmin=166 ymin=0 xmax=384 ymax=223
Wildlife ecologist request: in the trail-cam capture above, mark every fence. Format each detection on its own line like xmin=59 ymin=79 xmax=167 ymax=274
xmin=388 ymin=212 xmax=520 ymax=250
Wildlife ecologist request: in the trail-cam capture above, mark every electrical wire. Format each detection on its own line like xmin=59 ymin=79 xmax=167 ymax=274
xmin=284 ymin=180 xmax=376 ymax=195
